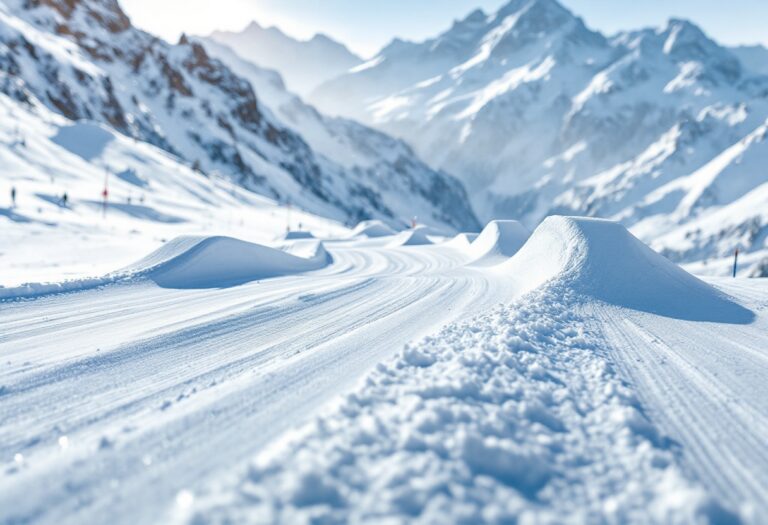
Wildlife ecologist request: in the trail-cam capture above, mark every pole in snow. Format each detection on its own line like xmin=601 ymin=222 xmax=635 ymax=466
xmin=102 ymin=167 xmax=110 ymax=217
xmin=733 ymin=248 xmax=739 ymax=278
xmin=285 ymin=198 xmax=292 ymax=233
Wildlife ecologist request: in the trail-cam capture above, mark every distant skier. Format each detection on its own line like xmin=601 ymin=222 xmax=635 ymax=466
xmin=60 ymin=192 xmax=69 ymax=208
xmin=10 ymin=186 xmax=16 ymax=208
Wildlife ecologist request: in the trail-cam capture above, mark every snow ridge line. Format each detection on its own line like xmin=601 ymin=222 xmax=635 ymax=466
xmin=185 ymin=284 xmax=731 ymax=524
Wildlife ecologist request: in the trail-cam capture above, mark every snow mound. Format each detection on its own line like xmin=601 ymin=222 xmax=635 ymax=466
xmin=388 ymin=226 xmax=433 ymax=247
xmin=351 ymin=220 xmax=397 ymax=238
xmin=125 ymin=236 xmax=328 ymax=289
xmin=500 ymin=216 xmax=753 ymax=322
xmin=279 ymin=230 xmax=316 ymax=241
xmin=281 ymin=239 xmax=333 ymax=266
xmin=467 ymin=220 xmax=530 ymax=265
xmin=445 ymin=232 xmax=479 ymax=249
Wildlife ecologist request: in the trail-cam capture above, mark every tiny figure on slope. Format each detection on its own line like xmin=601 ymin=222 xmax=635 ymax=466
xmin=60 ymin=192 xmax=69 ymax=208
xmin=10 ymin=186 xmax=16 ymax=208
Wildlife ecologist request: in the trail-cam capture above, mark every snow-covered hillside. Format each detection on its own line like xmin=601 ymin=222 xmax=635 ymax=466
xmin=195 ymin=38 xmax=478 ymax=233
xmin=310 ymin=0 xmax=768 ymax=272
xmin=207 ymin=21 xmax=363 ymax=95
xmin=0 ymin=0 xmax=478 ymax=232
xmin=0 ymin=88 xmax=348 ymax=287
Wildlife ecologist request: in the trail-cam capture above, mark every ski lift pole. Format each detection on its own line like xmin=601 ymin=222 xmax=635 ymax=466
xmin=286 ymin=198 xmax=292 ymax=233
xmin=732 ymin=248 xmax=739 ymax=278
xmin=102 ymin=167 xmax=110 ymax=217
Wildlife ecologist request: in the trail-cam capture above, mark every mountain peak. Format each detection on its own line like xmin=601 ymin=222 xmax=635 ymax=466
xmin=660 ymin=17 xmax=718 ymax=56
xmin=465 ymin=8 xmax=487 ymax=21
xmin=495 ymin=0 xmax=570 ymax=20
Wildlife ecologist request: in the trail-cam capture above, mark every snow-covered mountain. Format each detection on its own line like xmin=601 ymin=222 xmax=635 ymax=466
xmin=0 ymin=0 xmax=478 ymax=232
xmin=310 ymin=0 xmax=768 ymax=267
xmin=208 ymin=21 xmax=362 ymax=95
xmin=731 ymin=44 xmax=768 ymax=76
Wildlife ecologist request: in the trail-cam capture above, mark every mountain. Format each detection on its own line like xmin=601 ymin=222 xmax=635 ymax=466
xmin=731 ymin=44 xmax=768 ymax=76
xmin=208 ymin=21 xmax=363 ymax=95
xmin=310 ymin=0 xmax=768 ymax=267
xmin=0 ymin=0 xmax=477 ymax=231
xmin=198 ymin=37 xmax=478 ymax=231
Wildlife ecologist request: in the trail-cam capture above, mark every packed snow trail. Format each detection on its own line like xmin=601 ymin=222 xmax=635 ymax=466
xmin=180 ymin=217 xmax=767 ymax=524
xmin=592 ymin=279 xmax=768 ymax=522
xmin=0 ymin=239 xmax=513 ymax=525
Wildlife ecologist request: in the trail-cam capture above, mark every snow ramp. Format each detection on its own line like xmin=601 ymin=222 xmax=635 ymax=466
xmin=388 ymin=226 xmax=433 ymax=247
xmin=467 ymin=220 xmax=529 ymax=265
xmin=351 ymin=220 xmax=396 ymax=238
xmin=125 ymin=236 xmax=329 ymax=289
xmin=499 ymin=216 xmax=753 ymax=323
xmin=279 ymin=231 xmax=317 ymax=241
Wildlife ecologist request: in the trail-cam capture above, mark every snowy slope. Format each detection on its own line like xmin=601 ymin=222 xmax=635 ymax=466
xmin=310 ymin=0 xmax=768 ymax=271
xmin=0 ymin=0 xmax=477 ymax=232
xmin=208 ymin=21 xmax=362 ymax=95
xmin=731 ymin=44 xmax=768 ymax=76
xmin=0 ymin=88 xmax=349 ymax=288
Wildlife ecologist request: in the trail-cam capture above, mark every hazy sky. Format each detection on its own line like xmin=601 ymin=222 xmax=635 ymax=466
xmin=120 ymin=0 xmax=768 ymax=58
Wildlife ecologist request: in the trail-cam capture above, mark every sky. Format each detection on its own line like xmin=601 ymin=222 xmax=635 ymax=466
xmin=120 ymin=0 xmax=768 ymax=58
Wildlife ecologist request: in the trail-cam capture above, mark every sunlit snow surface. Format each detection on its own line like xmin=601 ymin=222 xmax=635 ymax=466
xmin=3 ymin=198 xmax=768 ymax=524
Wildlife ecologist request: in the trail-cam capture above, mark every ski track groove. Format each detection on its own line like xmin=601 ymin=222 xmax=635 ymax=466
xmin=592 ymin=301 xmax=768 ymax=521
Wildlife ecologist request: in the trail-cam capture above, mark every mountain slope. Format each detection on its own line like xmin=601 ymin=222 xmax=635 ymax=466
xmin=310 ymin=0 xmax=768 ymax=268
xmin=208 ymin=21 xmax=362 ymax=95
xmin=731 ymin=44 xmax=768 ymax=76
xmin=0 ymin=0 xmax=477 ymax=232
xmin=197 ymin=37 xmax=478 ymax=230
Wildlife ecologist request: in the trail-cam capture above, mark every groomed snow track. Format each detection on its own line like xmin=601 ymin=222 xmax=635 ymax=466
xmin=2 ymin=218 xmax=767 ymax=524
xmin=0 ymin=238 xmax=513 ymax=525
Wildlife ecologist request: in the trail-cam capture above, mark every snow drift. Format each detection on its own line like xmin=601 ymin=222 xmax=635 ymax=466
xmin=388 ymin=227 xmax=434 ymax=247
xmin=126 ymin=236 xmax=329 ymax=289
xmin=351 ymin=220 xmax=397 ymax=238
xmin=467 ymin=220 xmax=530 ymax=266
xmin=445 ymin=232 xmax=479 ymax=249
xmin=500 ymin=217 xmax=753 ymax=322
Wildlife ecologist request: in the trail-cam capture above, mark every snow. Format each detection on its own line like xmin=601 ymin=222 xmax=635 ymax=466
xmin=350 ymin=219 xmax=397 ymax=238
xmin=279 ymin=230 xmax=317 ymax=241
xmin=184 ymin=219 xmax=765 ymax=524
xmin=444 ymin=232 xmax=479 ymax=249
xmin=309 ymin=0 xmax=768 ymax=271
xmin=388 ymin=226 xmax=434 ymax=247
xmin=50 ymin=122 xmax=115 ymax=161
xmin=466 ymin=219 xmax=529 ymax=265
xmin=499 ymin=217 xmax=753 ymax=322
xmin=124 ymin=235 xmax=330 ymax=289
xmin=3 ymin=1 xmax=768 ymax=523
